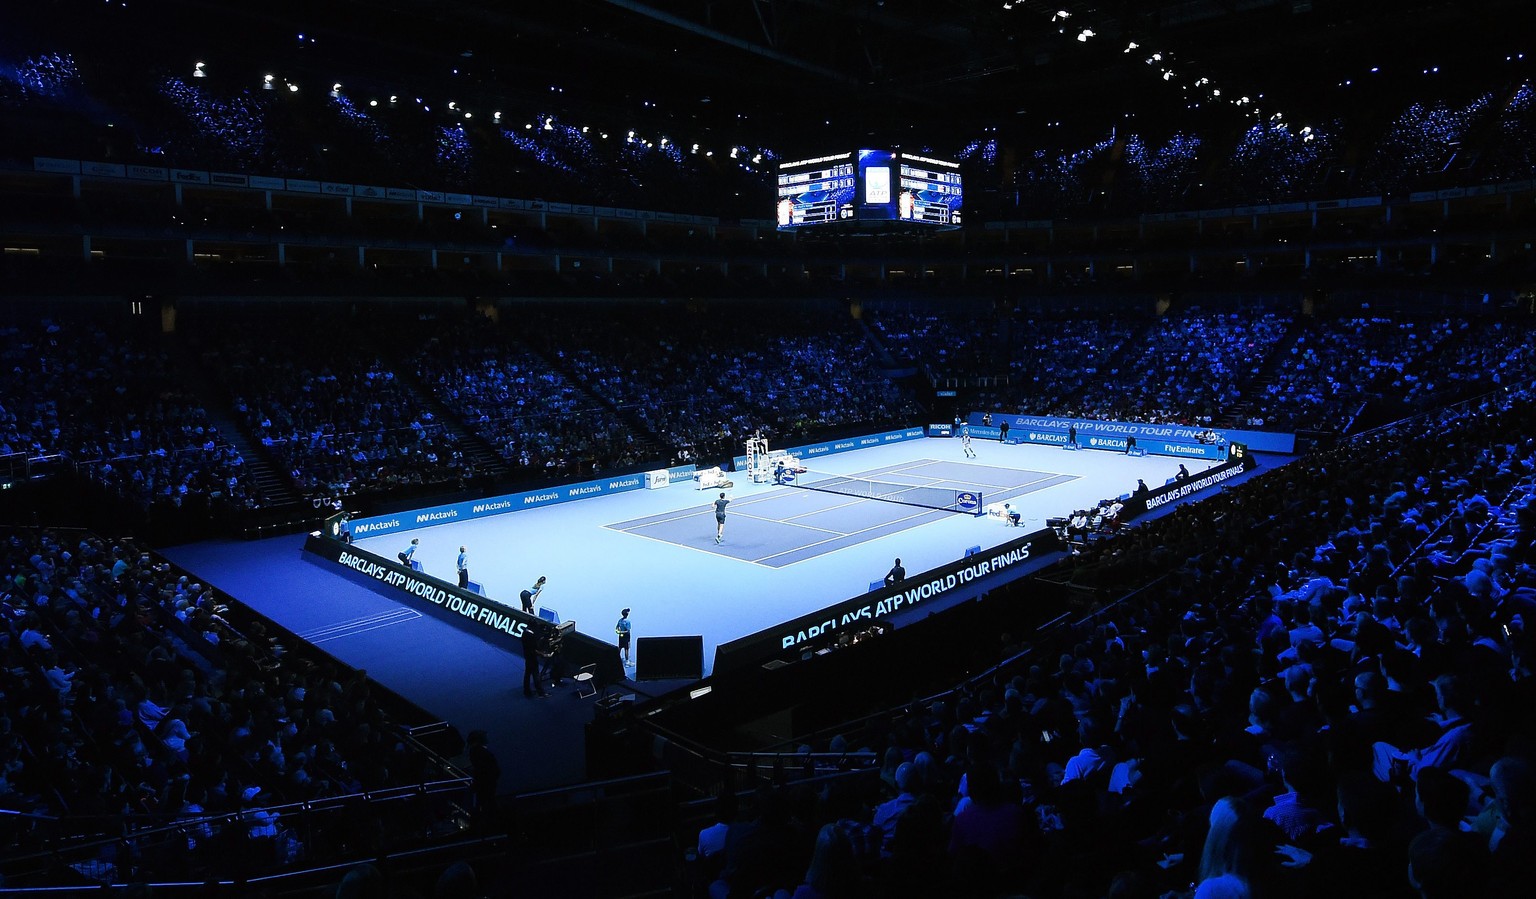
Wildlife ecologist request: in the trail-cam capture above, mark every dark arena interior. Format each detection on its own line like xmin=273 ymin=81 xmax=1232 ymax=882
xmin=4 ymin=1 xmax=1536 ymax=896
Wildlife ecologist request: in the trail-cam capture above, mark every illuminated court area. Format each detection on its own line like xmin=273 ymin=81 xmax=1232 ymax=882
xmin=336 ymin=435 xmax=1215 ymax=674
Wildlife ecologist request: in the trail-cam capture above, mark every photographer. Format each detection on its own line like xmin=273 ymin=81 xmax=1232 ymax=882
xmin=537 ymin=621 xmax=566 ymax=686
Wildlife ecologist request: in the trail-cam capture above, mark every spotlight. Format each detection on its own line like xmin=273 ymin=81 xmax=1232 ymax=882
xmin=369 ymin=99 xmax=378 ymax=107
xmin=263 ymin=73 xmax=275 ymax=90
xmin=1077 ymin=29 xmax=1094 ymax=42
xmin=193 ymin=61 xmax=205 ymax=78
xmin=288 ymin=83 xmax=299 ymax=92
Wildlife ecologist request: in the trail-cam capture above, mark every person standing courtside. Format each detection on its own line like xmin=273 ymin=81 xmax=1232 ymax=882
xmin=714 ymin=492 xmax=730 ymax=544
xmin=999 ymin=419 xmax=1010 ymax=443
xmin=615 ymin=608 xmax=633 ymax=668
xmin=398 ymin=538 xmax=420 ymax=568
xmin=885 ymin=558 xmax=906 ymax=587
xmin=456 ymin=546 xmax=469 ymax=589
xmin=520 ymin=576 xmax=546 ymax=615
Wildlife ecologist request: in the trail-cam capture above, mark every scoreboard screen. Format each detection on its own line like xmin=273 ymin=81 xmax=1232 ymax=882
xmin=897 ymin=153 xmax=963 ymax=226
xmin=776 ymin=152 xmax=856 ymax=228
xmin=777 ymin=148 xmax=962 ymax=230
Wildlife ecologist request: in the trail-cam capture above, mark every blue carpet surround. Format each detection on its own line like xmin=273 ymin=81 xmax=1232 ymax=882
xmin=163 ymin=434 xmax=1282 ymax=792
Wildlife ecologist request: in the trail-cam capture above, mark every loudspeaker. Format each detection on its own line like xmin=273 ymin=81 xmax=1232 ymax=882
xmin=635 ymin=635 xmax=704 ymax=681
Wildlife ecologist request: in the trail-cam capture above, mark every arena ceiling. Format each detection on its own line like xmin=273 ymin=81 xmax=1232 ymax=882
xmin=22 ymin=0 xmax=1533 ymax=154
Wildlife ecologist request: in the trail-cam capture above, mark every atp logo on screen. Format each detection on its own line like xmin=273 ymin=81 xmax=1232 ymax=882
xmin=865 ymin=167 xmax=890 ymax=204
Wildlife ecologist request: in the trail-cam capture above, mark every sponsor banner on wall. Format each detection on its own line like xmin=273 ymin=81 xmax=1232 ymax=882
xmin=346 ymin=465 xmax=696 ymax=537
xmin=306 ymin=534 xmax=538 ymax=641
xmin=286 ymin=179 xmax=322 ymax=193
xmin=387 ymin=188 xmax=416 ymax=201
xmin=82 ymin=161 xmax=126 ymax=178
xmin=444 ymin=192 xmax=472 ymax=206
xmin=970 ymin=412 xmax=1295 ymax=455
xmin=321 ymin=182 xmax=354 ymax=196
xmin=713 ymin=528 xmax=1059 ymax=675
xmin=249 ymin=175 xmax=286 ymax=190
xmin=126 ymin=164 xmax=169 ymax=181
xmin=354 ymin=185 xmax=388 ymax=199
xmin=209 ymin=172 xmax=248 ymax=187
xmin=171 ymin=169 xmax=211 ymax=184
xmin=303 ymin=536 xmax=623 ymax=684
xmin=1121 ymin=456 xmax=1252 ymax=519
xmin=416 ymin=189 xmax=445 ymax=203
xmin=730 ymin=427 xmax=926 ymax=471
xmin=34 ymin=157 xmax=82 ymax=174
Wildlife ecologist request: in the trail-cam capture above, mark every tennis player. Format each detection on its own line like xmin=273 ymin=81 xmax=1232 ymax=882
xmin=962 ymin=430 xmax=976 ymax=459
xmin=714 ymin=492 xmax=731 ymax=544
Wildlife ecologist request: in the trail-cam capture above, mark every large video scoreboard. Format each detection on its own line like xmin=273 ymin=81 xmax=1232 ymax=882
xmin=775 ymin=152 xmax=856 ymax=227
xmin=777 ymin=148 xmax=962 ymax=230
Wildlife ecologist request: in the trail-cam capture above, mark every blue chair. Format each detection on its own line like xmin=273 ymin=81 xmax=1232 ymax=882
xmin=965 ymin=545 xmax=982 ymax=557
xmin=538 ymin=607 xmax=560 ymax=624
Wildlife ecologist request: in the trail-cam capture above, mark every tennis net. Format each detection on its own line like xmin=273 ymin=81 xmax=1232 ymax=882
xmin=788 ymin=469 xmax=984 ymax=515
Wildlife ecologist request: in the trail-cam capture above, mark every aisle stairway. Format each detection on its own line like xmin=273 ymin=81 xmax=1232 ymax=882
xmin=388 ymin=367 xmax=515 ymax=480
xmin=1218 ymin=317 xmax=1306 ymax=429
xmin=172 ymin=339 xmax=303 ymax=509
xmin=517 ymin=340 xmax=674 ymax=469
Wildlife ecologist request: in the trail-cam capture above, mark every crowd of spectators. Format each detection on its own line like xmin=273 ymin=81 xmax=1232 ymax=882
xmin=5 ymin=305 xmax=1535 ymax=529
xmin=507 ymin=303 xmax=921 ymax=466
xmin=1065 ymin=311 xmax=1292 ymax=425
xmin=0 ymin=527 xmax=440 ymax=880
xmin=869 ymin=306 xmax=1008 ymax=377
xmin=0 ymin=318 xmax=258 ymax=512
xmin=1261 ymin=317 xmax=1460 ymax=431
xmin=413 ymin=312 xmax=647 ymax=478
xmin=512 ymin=304 xmax=755 ymax=466
xmin=719 ymin=312 xmax=924 ymax=447
xmin=197 ymin=321 xmax=473 ymax=501
xmin=701 ymin=383 xmax=1536 ymax=898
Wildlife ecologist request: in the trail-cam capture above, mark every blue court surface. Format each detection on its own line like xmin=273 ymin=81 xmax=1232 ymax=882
xmin=336 ymin=437 xmax=1197 ymax=676
xmin=609 ymin=459 xmax=1078 ymax=567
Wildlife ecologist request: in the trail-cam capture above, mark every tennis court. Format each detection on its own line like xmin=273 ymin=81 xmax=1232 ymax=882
xmin=607 ymin=459 xmax=1078 ymax=568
